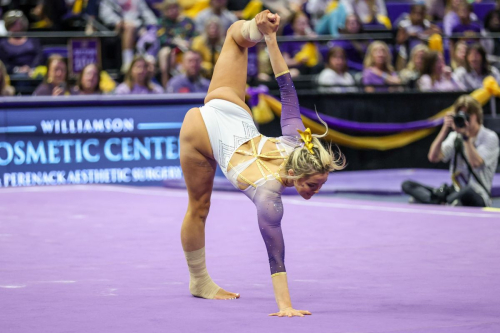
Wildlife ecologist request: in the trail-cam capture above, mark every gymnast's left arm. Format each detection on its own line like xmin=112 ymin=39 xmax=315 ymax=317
xmin=263 ymin=14 xmax=306 ymax=138
xmin=254 ymin=188 xmax=311 ymax=317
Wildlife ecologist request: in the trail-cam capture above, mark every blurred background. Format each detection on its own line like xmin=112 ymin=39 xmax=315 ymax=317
xmin=0 ymin=0 xmax=499 ymax=205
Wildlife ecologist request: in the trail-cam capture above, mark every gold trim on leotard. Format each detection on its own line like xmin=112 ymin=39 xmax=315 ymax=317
xmin=233 ymin=135 xmax=288 ymax=188
xmin=271 ymin=272 xmax=287 ymax=277
xmin=275 ymin=70 xmax=290 ymax=78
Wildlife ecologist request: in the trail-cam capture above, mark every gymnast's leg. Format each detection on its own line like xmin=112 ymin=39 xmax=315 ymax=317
xmin=179 ymin=108 xmax=240 ymax=300
xmin=204 ymin=12 xmax=269 ymax=114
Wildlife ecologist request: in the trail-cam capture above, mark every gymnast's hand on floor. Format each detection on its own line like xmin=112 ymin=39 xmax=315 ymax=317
xmin=269 ymin=307 xmax=312 ymax=317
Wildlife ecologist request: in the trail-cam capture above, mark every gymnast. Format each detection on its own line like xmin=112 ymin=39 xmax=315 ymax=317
xmin=179 ymin=10 xmax=345 ymax=317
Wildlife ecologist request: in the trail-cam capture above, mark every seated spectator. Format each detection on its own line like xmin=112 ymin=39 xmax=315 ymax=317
xmin=451 ymin=1 xmax=481 ymax=42
xmin=156 ymin=0 xmax=197 ymax=86
xmin=341 ymin=0 xmax=389 ymax=26
xmin=99 ymin=0 xmax=158 ymax=71
xmin=194 ymin=0 xmax=237 ymax=34
xmin=317 ymin=47 xmax=357 ymax=92
xmin=362 ymin=41 xmax=401 ymax=92
xmin=0 ymin=60 xmax=15 ymax=96
xmin=191 ymin=16 xmax=223 ymax=78
xmin=73 ymin=63 xmax=101 ymax=95
xmin=115 ymin=56 xmax=164 ymax=94
xmin=399 ymin=44 xmax=429 ymax=86
xmin=157 ymin=0 xmax=196 ymax=51
xmin=33 ymin=55 xmax=77 ymax=96
xmin=281 ymin=11 xmax=322 ymax=77
xmin=395 ymin=3 xmax=440 ymax=70
xmin=453 ymin=44 xmax=500 ymax=90
xmin=417 ymin=51 xmax=465 ymax=91
xmin=0 ymin=10 xmax=42 ymax=75
xmin=328 ymin=14 xmax=368 ymax=71
xmin=451 ymin=40 xmax=467 ymax=70
xmin=481 ymin=9 xmax=500 ymax=56
xmin=144 ymin=54 xmax=165 ymax=91
xmin=443 ymin=0 xmax=477 ymax=36
xmin=166 ymin=50 xmax=210 ymax=93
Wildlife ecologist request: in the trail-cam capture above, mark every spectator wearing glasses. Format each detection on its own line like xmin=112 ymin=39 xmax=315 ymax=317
xmin=0 ymin=10 xmax=43 ymax=75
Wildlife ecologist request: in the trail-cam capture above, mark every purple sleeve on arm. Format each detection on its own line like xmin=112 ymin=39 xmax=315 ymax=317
xmin=253 ymin=187 xmax=286 ymax=275
xmin=277 ymin=72 xmax=305 ymax=137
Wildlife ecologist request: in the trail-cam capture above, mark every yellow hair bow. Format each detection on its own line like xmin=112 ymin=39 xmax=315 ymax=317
xmin=297 ymin=128 xmax=315 ymax=154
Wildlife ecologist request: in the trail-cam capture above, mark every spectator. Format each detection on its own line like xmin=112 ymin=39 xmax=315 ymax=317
xmin=166 ymin=50 xmax=210 ymax=93
xmin=73 ymin=63 xmax=101 ymax=95
xmin=362 ymin=41 xmax=401 ymax=92
xmin=399 ymin=44 xmax=429 ymax=86
xmin=451 ymin=40 xmax=467 ymax=70
xmin=115 ymin=56 xmax=164 ymax=94
xmin=328 ymin=14 xmax=368 ymax=71
xmin=194 ymin=0 xmax=237 ymax=34
xmin=155 ymin=0 xmax=197 ymax=87
xmin=341 ymin=0 xmax=388 ymax=26
xmin=99 ymin=0 xmax=158 ymax=71
xmin=395 ymin=3 xmax=440 ymax=70
xmin=157 ymin=0 xmax=197 ymax=51
xmin=417 ymin=51 xmax=465 ymax=91
xmin=191 ymin=16 xmax=223 ymax=78
xmin=0 ymin=60 xmax=15 ymax=96
xmin=144 ymin=54 xmax=165 ymax=91
xmin=281 ymin=11 xmax=321 ymax=77
xmin=33 ymin=55 xmax=76 ymax=96
xmin=453 ymin=44 xmax=500 ymax=90
xmin=481 ymin=9 xmax=500 ymax=56
xmin=451 ymin=1 xmax=481 ymax=40
xmin=0 ymin=10 xmax=43 ymax=75
xmin=317 ymin=47 xmax=357 ymax=92
xmin=443 ymin=0 xmax=477 ymax=36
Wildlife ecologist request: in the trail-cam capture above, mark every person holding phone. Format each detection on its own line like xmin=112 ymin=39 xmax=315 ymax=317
xmin=33 ymin=55 xmax=77 ymax=96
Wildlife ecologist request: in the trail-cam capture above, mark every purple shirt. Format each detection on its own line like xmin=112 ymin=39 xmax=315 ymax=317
xmin=33 ymin=83 xmax=78 ymax=96
xmin=452 ymin=22 xmax=481 ymax=35
xmin=362 ymin=68 xmax=398 ymax=91
xmin=0 ymin=38 xmax=43 ymax=73
xmin=166 ymin=74 xmax=210 ymax=93
xmin=114 ymin=82 xmax=164 ymax=94
xmin=328 ymin=39 xmax=368 ymax=70
xmin=280 ymin=41 xmax=307 ymax=58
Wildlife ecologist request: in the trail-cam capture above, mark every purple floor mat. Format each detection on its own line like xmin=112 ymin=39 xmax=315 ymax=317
xmin=164 ymin=169 xmax=500 ymax=197
xmin=1 ymin=186 xmax=499 ymax=333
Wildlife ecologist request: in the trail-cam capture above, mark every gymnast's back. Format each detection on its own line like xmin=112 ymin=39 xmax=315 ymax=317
xmin=199 ymin=72 xmax=304 ymax=200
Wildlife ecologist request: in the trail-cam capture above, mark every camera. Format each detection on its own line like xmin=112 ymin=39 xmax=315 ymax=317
xmin=453 ymin=110 xmax=470 ymax=128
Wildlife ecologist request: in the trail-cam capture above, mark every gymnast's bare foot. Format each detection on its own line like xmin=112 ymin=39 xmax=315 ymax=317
xmin=214 ymin=288 xmax=240 ymax=300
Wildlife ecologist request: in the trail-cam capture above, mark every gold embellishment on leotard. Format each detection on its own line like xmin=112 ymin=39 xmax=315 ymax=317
xmin=271 ymin=272 xmax=287 ymax=277
xmin=275 ymin=70 xmax=290 ymax=78
xmin=234 ymin=136 xmax=288 ymax=188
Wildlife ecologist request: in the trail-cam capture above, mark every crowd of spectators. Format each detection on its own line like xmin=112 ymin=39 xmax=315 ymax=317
xmin=1 ymin=0 xmax=500 ymax=97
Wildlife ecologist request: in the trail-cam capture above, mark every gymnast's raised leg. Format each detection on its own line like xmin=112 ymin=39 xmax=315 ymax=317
xmin=179 ymin=13 xmax=269 ymax=300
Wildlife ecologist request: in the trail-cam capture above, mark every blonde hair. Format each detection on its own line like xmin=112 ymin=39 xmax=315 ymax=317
xmin=406 ymin=44 xmax=429 ymax=72
xmin=285 ymin=113 xmax=346 ymax=179
xmin=364 ymin=41 xmax=395 ymax=73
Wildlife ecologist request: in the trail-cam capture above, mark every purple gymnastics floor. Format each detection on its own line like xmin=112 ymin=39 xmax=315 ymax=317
xmin=1 ymin=185 xmax=500 ymax=333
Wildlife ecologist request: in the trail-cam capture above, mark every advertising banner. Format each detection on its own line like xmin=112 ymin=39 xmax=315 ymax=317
xmin=0 ymin=101 xmax=200 ymax=188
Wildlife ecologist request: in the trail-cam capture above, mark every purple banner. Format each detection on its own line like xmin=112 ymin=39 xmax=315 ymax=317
xmin=69 ymin=38 xmax=100 ymax=76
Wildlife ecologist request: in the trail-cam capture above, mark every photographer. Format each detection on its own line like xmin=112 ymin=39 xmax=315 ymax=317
xmin=402 ymin=95 xmax=499 ymax=207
